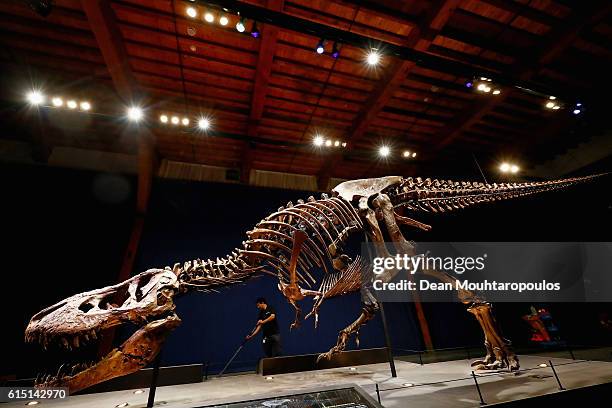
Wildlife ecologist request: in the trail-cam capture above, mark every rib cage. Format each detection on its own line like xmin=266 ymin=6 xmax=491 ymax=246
xmin=173 ymin=194 xmax=364 ymax=290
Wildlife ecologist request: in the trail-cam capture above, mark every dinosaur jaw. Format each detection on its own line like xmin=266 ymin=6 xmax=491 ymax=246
xmin=33 ymin=313 xmax=181 ymax=394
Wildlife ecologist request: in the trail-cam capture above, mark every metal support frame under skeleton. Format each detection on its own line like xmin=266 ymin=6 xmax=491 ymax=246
xmin=25 ymin=174 xmax=602 ymax=393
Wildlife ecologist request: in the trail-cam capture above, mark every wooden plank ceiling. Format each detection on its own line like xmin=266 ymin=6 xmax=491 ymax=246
xmin=0 ymin=0 xmax=610 ymax=184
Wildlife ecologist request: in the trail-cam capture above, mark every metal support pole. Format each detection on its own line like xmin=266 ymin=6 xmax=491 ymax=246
xmin=146 ymin=351 xmax=163 ymax=408
xmin=375 ymin=383 xmax=381 ymax=404
xmin=548 ymin=360 xmax=565 ymax=391
xmin=204 ymin=361 xmax=209 ymax=381
xmin=418 ymin=351 xmax=423 ymax=366
xmin=378 ymin=302 xmax=397 ymax=377
xmin=471 ymin=371 xmax=486 ymax=405
xmin=566 ymin=344 xmax=576 ymax=360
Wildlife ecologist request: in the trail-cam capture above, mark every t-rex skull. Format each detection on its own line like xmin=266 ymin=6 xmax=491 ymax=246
xmin=25 ymin=269 xmax=181 ymax=393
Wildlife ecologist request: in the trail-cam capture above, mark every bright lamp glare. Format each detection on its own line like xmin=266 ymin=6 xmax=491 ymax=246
xmin=403 ymin=151 xmax=411 ymax=158
xmin=80 ymin=101 xmax=91 ymax=111
xmin=198 ymin=117 xmax=210 ymax=130
xmin=204 ymin=11 xmax=214 ymax=22
xmin=313 ymin=135 xmax=324 ymax=146
xmin=186 ymin=7 xmax=197 ymax=18
xmin=510 ymin=165 xmax=519 ymax=174
xmin=127 ymin=106 xmax=143 ymax=122
xmin=160 ymin=114 xmax=168 ymax=123
xmin=499 ymin=162 xmax=510 ymax=172
xmin=51 ymin=97 xmax=63 ymax=107
xmin=182 ymin=117 xmax=190 ymax=126
xmin=219 ymin=14 xmax=229 ymax=26
xmin=67 ymin=100 xmax=77 ymax=109
xmin=366 ymin=50 xmax=381 ymax=66
xmin=171 ymin=116 xmax=180 ymax=125
xmin=545 ymin=101 xmax=555 ymax=109
xmin=379 ymin=146 xmax=390 ymax=157
xmin=236 ymin=18 xmax=246 ymax=33
xmin=27 ymin=90 xmax=44 ymax=105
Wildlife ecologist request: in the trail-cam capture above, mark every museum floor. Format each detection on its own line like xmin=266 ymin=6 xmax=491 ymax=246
xmin=7 ymin=355 xmax=612 ymax=407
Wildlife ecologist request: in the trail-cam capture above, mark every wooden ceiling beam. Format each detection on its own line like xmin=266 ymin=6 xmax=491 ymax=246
xmin=317 ymin=0 xmax=462 ymax=189
xmin=435 ymin=0 xmax=611 ymax=151
xmin=240 ymin=0 xmax=284 ymax=184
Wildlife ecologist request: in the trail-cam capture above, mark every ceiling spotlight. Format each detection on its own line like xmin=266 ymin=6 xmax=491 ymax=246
xmin=545 ymin=101 xmax=555 ymax=109
xmin=510 ymin=164 xmax=519 ymax=174
xmin=313 ymin=135 xmax=324 ymax=146
xmin=186 ymin=6 xmax=197 ymax=18
xmin=573 ymin=109 xmax=581 ymax=115
xmin=334 ymin=140 xmax=340 ymax=147
xmin=251 ymin=22 xmax=260 ymax=38
xmin=366 ymin=49 xmax=381 ymax=66
xmin=27 ymin=90 xmax=44 ymax=105
xmin=552 ymin=105 xmax=560 ymax=110
xmin=51 ymin=97 xmax=63 ymax=107
xmin=576 ymin=103 xmax=582 ymax=107
xmin=492 ymin=89 xmax=501 ymax=95
xmin=182 ymin=117 xmax=190 ymax=126
xmin=204 ymin=11 xmax=214 ymax=23
xmin=160 ymin=114 xmax=168 ymax=124
xmin=499 ymin=162 xmax=510 ymax=173
xmin=403 ymin=150 xmax=411 ymax=158
xmin=465 ymin=80 xmax=473 ymax=88
xmin=325 ymin=139 xmax=332 ymax=147
xmin=412 ymin=152 xmax=416 ymax=158
xmin=549 ymin=96 xmax=556 ymax=100
xmin=483 ymin=86 xmax=491 ymax=93
xmin=67 ymin=100 xmax=77 ymax=109
xmin=171 ymin=116 xmax=180 ymax=125
xmin=236 ymin=17 xmax=246 ymax=33
xmin=341 ymin=142 xmax=347 ymax=147
xmin=331 ymin=42 xmax=340 ymax=59
xmin=198 ymin=117 xmax=211 ymax=130
xmin=80 ymin=101 xmax=91 ymax=111
xmin=219 ymin=14 xmax=229 ymax=26
xmin=379 ymin=145 xmax=390 ymax=157
xmin=316 ymin=38 xmax=325 ymax=54
xmin=127 ymin=106 xmax=143 ymax=122
xmin=477 ymin=83 xmax=486 ymax=91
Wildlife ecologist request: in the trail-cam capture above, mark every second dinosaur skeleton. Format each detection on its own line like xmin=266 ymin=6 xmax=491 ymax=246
xmin=24 ymin=174 xmax=601 ymax=393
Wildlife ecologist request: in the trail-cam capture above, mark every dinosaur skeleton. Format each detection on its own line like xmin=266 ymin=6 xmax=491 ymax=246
xmin=24 ymin=174 xmax=601 ymax=393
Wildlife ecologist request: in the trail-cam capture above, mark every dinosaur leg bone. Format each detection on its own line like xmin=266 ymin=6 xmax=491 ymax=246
xmin=419 ymin=268 xmax=519 ymax=371
xmin=316 ymin=301 xmax=379 ymax=363
xmin=278 ymin=230 xmax=321 ymax=329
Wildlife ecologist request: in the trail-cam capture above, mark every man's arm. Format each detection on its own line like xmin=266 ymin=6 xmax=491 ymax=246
xmin=245 ymin=324 xmax=262 ymax=340
xmin=257 ymin=314 xmax=276 ymax=325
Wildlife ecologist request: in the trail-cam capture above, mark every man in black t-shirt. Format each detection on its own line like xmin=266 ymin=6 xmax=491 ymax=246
xmin=245 ymin=297 xmax=282 ymax=357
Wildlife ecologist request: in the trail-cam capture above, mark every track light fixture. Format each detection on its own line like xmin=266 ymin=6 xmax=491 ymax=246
xmin=204 ymin=10 xmax=214 ymax=23
xmin=251 ymin=21 xmax=260 ymax=38
xmin=236 ymin=17 xmax=246 ymax=33
xmin=366 ymin=49 xmax=381 ymax=66
xmin=219 ymin=13 xmax=229 ymax=26
xmin=26 ymin=90 xmax=44 ymax=105
xmin=316 ymin=38 xmax=325 ymax=54
xmin=331 ymin=41 xmax=340 ymax=59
